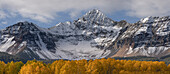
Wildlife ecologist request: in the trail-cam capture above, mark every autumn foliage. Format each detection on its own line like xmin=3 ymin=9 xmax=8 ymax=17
xmin=0 ymin=58 xmax=170 ymax=74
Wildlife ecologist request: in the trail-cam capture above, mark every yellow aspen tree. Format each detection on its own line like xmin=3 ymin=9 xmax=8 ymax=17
xmin=14 ymin=61 xmax=24 ymax=74
xmin=0 ymin=61 xmax=6 ymax=74
xmin=168 ymin=64 xmax=170 ymax=71
xmin=50 ymin=60 xmax=58 ymax=74
xmin=106 ymin=58 xmax=115 ymax=74
xmin=133 ymin=61 xmax=141 ymax=71
xmin=19 ymin=61 xmax=49 ymax=74
xmin=99 ymin=58 xmax=109 ymax=74
xmin=158 ymin=61 xmax=167 ymax=71
xmin=54 ymin=60 xmax=65 ymax=74
xmin=5 ymin=61 xmax=18 ymax=74
xmin=123 ymin=60 xmax=134 ymax=71
xmin=140 ymin=61 xmax=148 ymax=71
xmin=86 ymin=59 xmax=103 ymax=74
xmin=76 ymin=59 xmax=87 ymax=74
xmin=19 ymin=64 xmax=32 ymax=74
xmin=60 ymin=60 xmax=78 ymax=74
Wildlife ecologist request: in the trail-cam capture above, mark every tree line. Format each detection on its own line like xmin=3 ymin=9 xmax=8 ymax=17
xmin=0 ymin=58 xmax=170 ymax=74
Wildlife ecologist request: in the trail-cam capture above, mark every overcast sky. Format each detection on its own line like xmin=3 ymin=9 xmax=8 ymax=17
xmin=0 ymin=0 xmax=170 ymax=29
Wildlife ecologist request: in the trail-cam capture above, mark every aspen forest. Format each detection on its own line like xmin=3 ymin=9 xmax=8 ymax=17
xmin=0 ymin=58 xmax=170 ymax=74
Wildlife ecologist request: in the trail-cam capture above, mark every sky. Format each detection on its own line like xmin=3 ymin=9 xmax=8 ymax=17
xmin=0 ymin=0 xmax=170 ymax=29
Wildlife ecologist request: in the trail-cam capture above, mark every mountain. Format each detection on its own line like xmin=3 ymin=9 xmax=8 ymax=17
xmin=111 ymin=16 xmax=170 ymax=57
xmin=0 ymin=9 xmax=169 ymax=60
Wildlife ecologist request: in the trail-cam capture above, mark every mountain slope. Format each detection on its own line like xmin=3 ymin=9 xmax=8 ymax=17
xmin=0 ymin=9 xmax=169 ymax=60
xmin=111 ymin=16 xmax=170 ymax=57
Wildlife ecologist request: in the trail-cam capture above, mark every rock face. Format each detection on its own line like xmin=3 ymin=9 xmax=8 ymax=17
xmin=0 ymin=9 xmax=169 ymax=60
xmin=112 ymin=16 xmax=170 ymax=57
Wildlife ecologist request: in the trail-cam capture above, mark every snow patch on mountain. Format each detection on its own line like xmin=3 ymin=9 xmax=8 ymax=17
xmin=0 ymin=36 xmax=15 ymax=52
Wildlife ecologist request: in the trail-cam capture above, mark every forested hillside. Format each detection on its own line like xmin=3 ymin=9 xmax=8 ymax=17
xmin=0 ymin=52 xmax=27 ymax=63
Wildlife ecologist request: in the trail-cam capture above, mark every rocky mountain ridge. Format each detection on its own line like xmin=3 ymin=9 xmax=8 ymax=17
xmin=0 ymin=9 xmax=169 ymax=60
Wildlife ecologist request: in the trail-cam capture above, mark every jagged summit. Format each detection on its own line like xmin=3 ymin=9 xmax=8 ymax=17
xmin=83 ymin=9 xmax=106 ymax=18
xmin=79 ymin=9 xmax=108 ymax=22
xmin=74 ymin=9 xmax=114 ymax=28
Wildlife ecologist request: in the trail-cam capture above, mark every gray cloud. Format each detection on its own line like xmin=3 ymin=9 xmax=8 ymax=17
xmin=0 ymin=0 xmax=169 ymax=23
xmin=127 ymin=0 xmax=170 ymax=17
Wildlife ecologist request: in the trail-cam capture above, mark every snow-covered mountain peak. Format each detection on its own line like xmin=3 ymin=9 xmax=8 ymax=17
xmin=84 ymin=9 xmax=105 ymax=17
xmin=73 ymin=9 xmax=115 ymax=31
xmin=76 ymin=9 xmax=112 ymax=26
